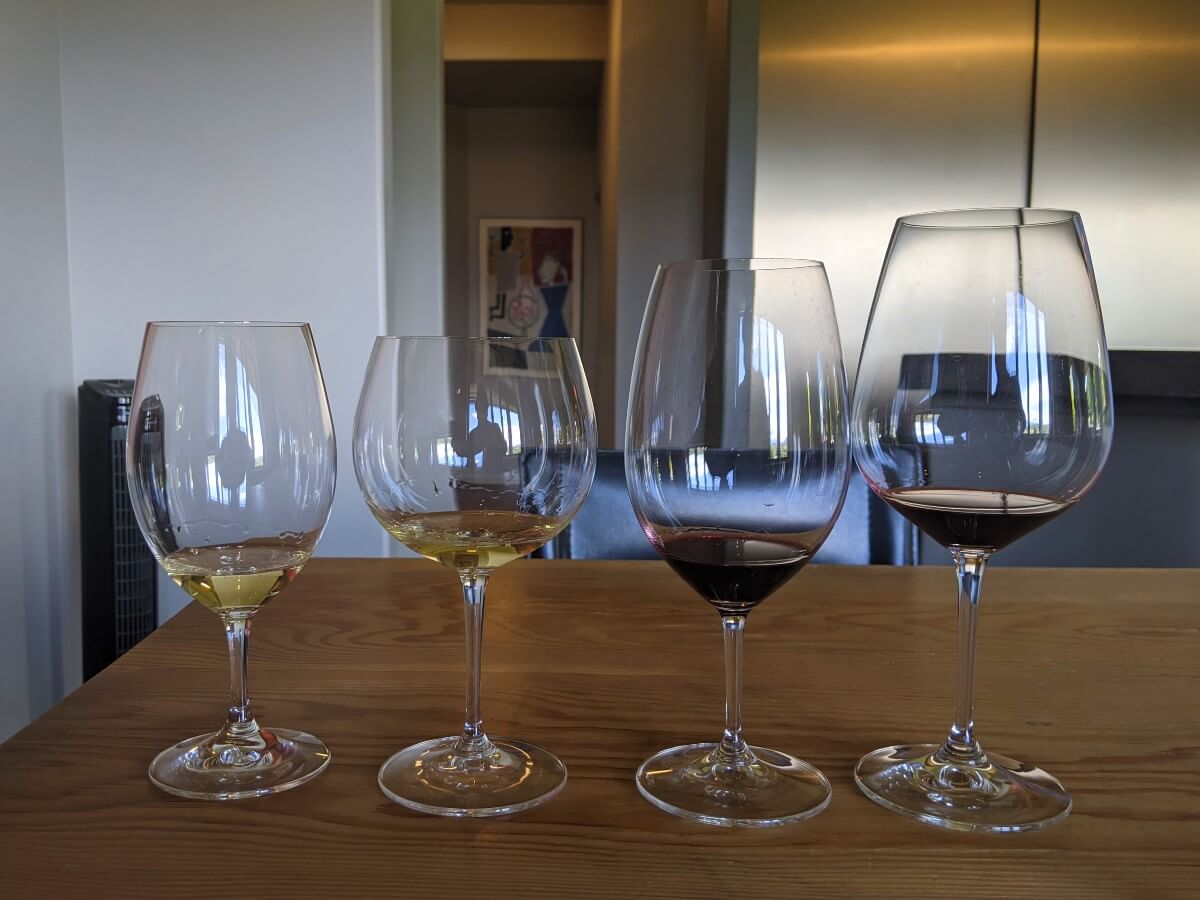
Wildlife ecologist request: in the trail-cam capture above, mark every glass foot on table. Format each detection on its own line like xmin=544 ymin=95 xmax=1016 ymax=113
xmin=378 ymin=736 xmax=567 ymax=817
xmin=854 ymin=743 xmax=1071 ymax=833
xmin=149 ymin=727 xmax=330 ymax=801
xmin=636 ymin=742 xmax=831 ymax=828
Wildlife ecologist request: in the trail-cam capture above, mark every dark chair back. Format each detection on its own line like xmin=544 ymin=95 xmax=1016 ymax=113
xmin=539 ymin=450 xmax=915 ymax=564
xmin=919 ymin=350 xmax=1200 ymax=568
xmin=540 ymin=452 xmax=658 ymax=560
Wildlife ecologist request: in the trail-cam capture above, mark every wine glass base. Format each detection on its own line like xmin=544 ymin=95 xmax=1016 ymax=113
xmin=148 ymin=727 xmax=330 ymax=801
xmin=635 ymin=742 xmax=831 ymax=828
xmin=854 ymin=743 xmax=1071 ymax=833
xmin=378 ymin=736 xmax=567 ymax=817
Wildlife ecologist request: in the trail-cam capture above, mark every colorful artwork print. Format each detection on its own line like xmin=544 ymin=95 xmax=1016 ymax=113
xmin=480 ymin=218 xmax=582 ymax=374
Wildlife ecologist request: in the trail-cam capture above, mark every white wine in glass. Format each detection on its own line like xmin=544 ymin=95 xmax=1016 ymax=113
xmin=162 ymin=545 xmax=310 ymax=614
xmin=379 ymin=510 xmax=561 ymax=570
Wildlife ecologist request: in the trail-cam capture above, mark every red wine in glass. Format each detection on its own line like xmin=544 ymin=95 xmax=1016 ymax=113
xmin=653 ymin=530 xmax=816 ymax=615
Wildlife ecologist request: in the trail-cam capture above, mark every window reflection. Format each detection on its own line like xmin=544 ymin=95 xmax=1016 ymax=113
xmin=1005 ymin=291 xmax=1050 ymax=435
xmin=434 ymin=397 xmax=523 ymax=467
xmin=913 ymin=412 xmax=954 ymax=445
xmin=493 ymin=403 xmax=522 ymax=455
xmin=737 ymin=315 xmax=790 ymax=458
xmin=686 ymin=446 xmax=724 ymax=491
xmin=209 ymin=340 xmax=267 ymax=505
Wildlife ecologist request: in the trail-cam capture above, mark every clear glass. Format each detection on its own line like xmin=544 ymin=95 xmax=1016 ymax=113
xmin=126 ymin=321 xmax=337 ymax=800
xmin=353 ymin=336 xmax=596 ymax=817
xmin=625 ymin=258 xmax=851 ymax=827
xmin=852 ymin=208 xmax=1114 ymax=832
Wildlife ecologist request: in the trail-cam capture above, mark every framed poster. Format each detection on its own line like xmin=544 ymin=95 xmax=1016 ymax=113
xmin=479 ymin=217 xmax=582 ymax=374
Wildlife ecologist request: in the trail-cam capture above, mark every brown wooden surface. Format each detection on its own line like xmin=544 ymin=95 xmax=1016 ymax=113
xmin=1 ymin=560 xmax=1198 ymax=899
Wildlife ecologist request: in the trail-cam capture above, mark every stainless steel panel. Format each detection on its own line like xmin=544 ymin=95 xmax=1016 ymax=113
xmin=1032 ymin=0 xmax=1200 ymax=351
xmin=754 ymin=1 xmax=1037 ymax=376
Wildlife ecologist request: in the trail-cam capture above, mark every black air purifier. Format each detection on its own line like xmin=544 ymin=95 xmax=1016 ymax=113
xmin=78 ymin=379 xmax=157 ymax=680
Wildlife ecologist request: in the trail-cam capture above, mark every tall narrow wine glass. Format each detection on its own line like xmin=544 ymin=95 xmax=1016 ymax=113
xmin=852 ymin=208 xmax=1114 ymax=832
xmin=127 ymin=321 xmax=337 ymax=800
xmin=625 ymin=259 xmax=851 ymax=827
xmin=354 ymin=336 xmax=596 ymax=816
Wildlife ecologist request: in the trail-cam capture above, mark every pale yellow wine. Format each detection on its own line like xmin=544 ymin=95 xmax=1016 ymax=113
xmin=163 ymin=544 xmax=310 ymax=614
xmin=380 ymin=509 xmax=560 ymax=570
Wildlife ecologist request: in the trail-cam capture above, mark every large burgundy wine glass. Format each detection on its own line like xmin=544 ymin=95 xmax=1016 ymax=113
xmin=852 ymin=209 xmax=1114 ymax=832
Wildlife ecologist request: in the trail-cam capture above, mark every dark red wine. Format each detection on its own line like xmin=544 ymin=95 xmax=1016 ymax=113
xmin=882 ymin=488 xmax=1070 ymax=551
xmin=654 ymin=530 xmax=813 ymax=615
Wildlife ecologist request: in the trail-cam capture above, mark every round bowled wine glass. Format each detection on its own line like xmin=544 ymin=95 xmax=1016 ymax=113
xmin=625 ymin=259 xmax=851 ymax=827
xmin=354 ymin=336 xmax=596 ymax=817
xmin=852 ymin=209 xmax=1114 ymax=832
xmin=127 ymin=322 xmax=337 ymax=800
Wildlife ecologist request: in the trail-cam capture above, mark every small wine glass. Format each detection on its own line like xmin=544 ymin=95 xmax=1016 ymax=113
xmin=625 ymin=259 xmax=851 ymax=827
xmin=127 ymin=321 xmax=337 ymax=800
xmin=353 ymin=336 xmax=596 ymax=817
xmin=852 ymin=208 xmax=1114 ymax=832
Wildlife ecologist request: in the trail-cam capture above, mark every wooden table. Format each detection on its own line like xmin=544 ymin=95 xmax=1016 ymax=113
xmin=1 ymin=561 xmax=1197 ymax=899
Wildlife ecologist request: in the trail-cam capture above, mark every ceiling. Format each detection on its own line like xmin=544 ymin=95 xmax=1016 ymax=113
xmin=446 ymin=0 xmax=605 ymax=5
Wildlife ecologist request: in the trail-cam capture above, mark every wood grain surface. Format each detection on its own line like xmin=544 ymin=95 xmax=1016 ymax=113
xmin=1 ymin=560 xmax=1197 ymax=899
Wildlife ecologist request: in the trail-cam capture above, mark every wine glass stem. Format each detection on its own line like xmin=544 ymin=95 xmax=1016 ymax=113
xmin=223 ymin=616 xmax=258 ymax=738
xmin=939 ymin=549 xmax=989 ymax=765
xmin=718 ymin=614 xmax=750 ymax=760
xmin=458 ymin=572 xmax=494 ymax=756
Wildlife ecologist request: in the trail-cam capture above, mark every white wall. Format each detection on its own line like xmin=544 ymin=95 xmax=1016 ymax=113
xmin=722 ymin=0 xmax=759 ymax=258
xmin=0 ymin=0 xmax=78 ymax=741
xmin=444 ymin=105 xmax=469 ymax=330
xmin=1 ymin=0 xmax=440 ymax=736
xmin=389 ymin=0 xmax=445 ymax=338
xmin=605 ymin=0 xmax=709 ymax=444
xmin=58 ymin=0 xmax=391 ymax=618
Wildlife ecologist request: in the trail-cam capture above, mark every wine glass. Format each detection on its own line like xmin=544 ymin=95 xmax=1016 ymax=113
xmin=353 ymin=336 xmax=596 ymax=816
xmin=126 ymin=321 xmax=337 ymax=800
xmin=852 ymin=208 xmax=1114 ymax=832
xmin=625 ymin=259 xmax=851 ymax=827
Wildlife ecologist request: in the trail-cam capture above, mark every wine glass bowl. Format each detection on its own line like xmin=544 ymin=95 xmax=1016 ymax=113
xmin=354 ymin=336 xmax=596 ymax=817
xmin=126 ymin=321 xmax=337 ymax=800
xmin=625 ymin=259 xmax=851 ymax=827
xmin=851 ymin=208 xmax=1114 ymax=832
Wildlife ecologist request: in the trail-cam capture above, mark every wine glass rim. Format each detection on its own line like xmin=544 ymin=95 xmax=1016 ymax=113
xmin=146 ymin=320 xmax=310 ymax=328
xmin=660 ymin=258 xmax=825 ymax=273
xmin=897 ymin=208 xmax=1080 ymax=229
